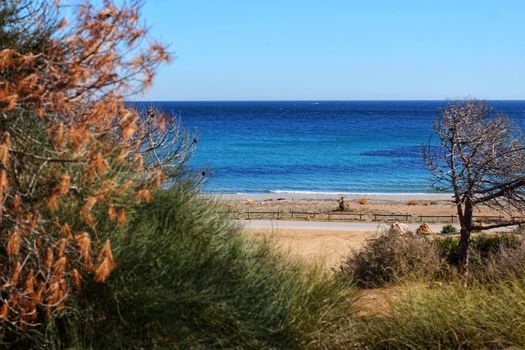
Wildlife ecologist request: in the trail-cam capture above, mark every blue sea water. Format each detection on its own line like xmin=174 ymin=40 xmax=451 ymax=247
xmin=140 ymin=101 xmax=525 ymax=194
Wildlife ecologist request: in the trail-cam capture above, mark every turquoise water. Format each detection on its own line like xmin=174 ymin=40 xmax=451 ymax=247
xmin=142 ymin=101 xmax=525 ymax=194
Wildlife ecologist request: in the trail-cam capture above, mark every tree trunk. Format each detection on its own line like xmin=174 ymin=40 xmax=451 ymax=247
xmin=458 ymin=228 xmax=470 ymax=273
xmin=457 ymin=199 xmax=474 ymax=274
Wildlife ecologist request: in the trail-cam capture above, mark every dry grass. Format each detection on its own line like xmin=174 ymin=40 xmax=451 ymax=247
xmin=350 ymin=279 xmax=525 ymax=349
xmin=357 ymin=198 xmax=368 ymax=205
xmin=406 ymin=200 xmax=418 ymax=205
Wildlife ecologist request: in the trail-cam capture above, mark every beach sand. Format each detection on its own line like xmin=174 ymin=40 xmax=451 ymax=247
xmin=212 ymin=192 xmax=508 ymax=219
xmin=247 ymin=228 xmax=375 ymax=269
xmin=224 ymin=192 xmax=514 ymax=270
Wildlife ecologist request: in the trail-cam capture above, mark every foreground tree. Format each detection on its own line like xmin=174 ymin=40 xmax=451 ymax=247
xmin=424 ymin=100 xmax=525 ymax=271
xmin=0 ymin=0 xmax=193 ymax=336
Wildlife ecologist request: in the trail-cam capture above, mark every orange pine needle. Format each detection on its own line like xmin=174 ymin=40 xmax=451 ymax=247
xmin=0 ymin=169 xmax=8 ymax=193
xmin=80 ymin=197 xmax=97 ymax=224
xmin=12 ymin=194 xmax=22 ymax=214
xmin=60 ymin=223 xmax=72 ymax=238
xmin=56 ymin=175 xmax=71 ymax=195
xmin=53 ymin=123 xmax=65 ymax=148
xmin=24 ymin=270 xmax=35 ymax=293
xmin=0 ymin=302 xmax=8 ymax=319
xmin=6 ymin=231 xmax=20 ymax=257
xmin=43 ymin=247 xmax=54 ymax=274
xmin=107 ymin=204 xmax=117 ymax=221
xmin=53 ymin=256 xmax=67 ymax=277
xmin=134 ymin=154 xmax=143 ymax=170
xmin=75 ymin=232 xmax=91 ymax=262
xmin=152 ymin=169 xmax=166 ymax=187
xmin=121 ymin=119 xmax=138 ymax=141
xmin=71 ymin=269 xmax=81 ymax=289
xmin=0 ymin=144 xmax=9 ymax=166
xmin=94 ymin=257 xmax=115 ymax=283
xmin=11 ymin=261 xmax=22 ymax=285
xmin=55 ymin=238 xmax=68 ymax=257
xmin=135 ymin=188 xmax=153 ymax=202
xmin=90 ymin=153 xmax=109 ymax=174
xmin=47 ymin=194 xmax=59 ymax=210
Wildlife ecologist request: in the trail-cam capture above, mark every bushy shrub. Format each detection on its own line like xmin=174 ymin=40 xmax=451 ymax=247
xmin=440 ymin=224 xmax=458 ymax=234
xmin=339 ymin=230 xmax=445 ymax=288
xmin=58 ymin=186 xmax=354 ymax=349
xmin=435 ymin=233 xmax=521 ymax=267
xmin=0 ymin=0 xmax=183 ymax=336
xmin=485 ymin=239 xmax=525 ymax=281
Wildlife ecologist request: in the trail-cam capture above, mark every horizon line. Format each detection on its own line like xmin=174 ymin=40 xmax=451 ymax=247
xmin=130 ymin=98 xmax=525 ymax=103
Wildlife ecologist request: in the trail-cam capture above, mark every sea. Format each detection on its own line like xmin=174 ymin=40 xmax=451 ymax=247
xmin=136 ymin=101 xmax=525 ymax=195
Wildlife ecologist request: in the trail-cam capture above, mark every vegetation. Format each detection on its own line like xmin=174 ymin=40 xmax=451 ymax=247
xmin=340 ymin=230 xmax=445 ymax=288
xmin=350 ymin=279 xmax=525 ymax=349
xmin=341 ymin=229 xmax=525 ymax=286
xmin=338 ymin=229 xmax=525 ymax=349
xmin=2 ymin=1 xmax=525 ymax=348
xmin=424 ymin=99 xmax=525 ymax=270
xmin=0 ymin=0 xmax=194 ymax=344
xmin=440 ymin=223 xmax=458 ymax=234
xmin=28 ymin=186 xmax=351 ymax=349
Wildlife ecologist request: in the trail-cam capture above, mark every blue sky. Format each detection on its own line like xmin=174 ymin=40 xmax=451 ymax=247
xmin=140 ymin=0 xmax=525 ymax=101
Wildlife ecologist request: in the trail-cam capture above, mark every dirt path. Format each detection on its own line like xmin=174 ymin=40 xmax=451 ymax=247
xmin=240 ymin=219 xmax=451 ymax=232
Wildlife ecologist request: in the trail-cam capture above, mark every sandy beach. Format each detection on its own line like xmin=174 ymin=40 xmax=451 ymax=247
xmin=210 ymin=192 xmax=509 ymax=220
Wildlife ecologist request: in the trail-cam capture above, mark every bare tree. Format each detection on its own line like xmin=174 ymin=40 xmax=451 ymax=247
xmin=424 ymin=99 xmax=525 ymax=271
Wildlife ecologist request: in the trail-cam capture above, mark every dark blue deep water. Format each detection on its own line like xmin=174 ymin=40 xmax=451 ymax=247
xmin=139 ymin=101 xmax=525 ymax=194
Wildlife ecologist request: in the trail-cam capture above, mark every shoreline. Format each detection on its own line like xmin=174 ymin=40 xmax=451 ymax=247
xmin=209 ymin=192 xmax=454 ymax=202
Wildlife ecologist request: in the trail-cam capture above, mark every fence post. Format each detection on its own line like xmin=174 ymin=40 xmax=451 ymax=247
xmin=328 ymin=213 xmax=331 ymax=220
xmin=291 ymin=211 xmax=294 ymax=219
xmin=405 ymin=214 xmax=409 ymax=222
xmin=247 ymin=211 xmax=250 ymax=220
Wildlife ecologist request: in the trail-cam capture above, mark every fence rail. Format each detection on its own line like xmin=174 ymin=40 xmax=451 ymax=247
xmin=419 ymin=215 xmax=456 ymax=223
xmin=218 ymin=210 xmax=520 ymax=224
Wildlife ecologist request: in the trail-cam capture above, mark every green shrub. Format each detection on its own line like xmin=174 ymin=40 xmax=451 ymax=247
xmin=435 ymin=233 xmax=521 ymax=266
xmin=351 ymin=279 xmax=525 ymax=349
xmin=60 ymin=185 xmax=354 ymax=349
xmin=440 ymin=224 xmax=458 ymax=234
xmin=339 ymin=230 xmax=445 ymax=288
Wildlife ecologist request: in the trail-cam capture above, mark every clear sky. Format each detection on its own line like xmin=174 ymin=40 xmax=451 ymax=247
xmin=140 ymin=0 xmax=525 ymax=101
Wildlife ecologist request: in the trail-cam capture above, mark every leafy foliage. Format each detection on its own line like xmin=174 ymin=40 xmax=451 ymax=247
xmin=0 ymin=0 xmax=191 ymax=333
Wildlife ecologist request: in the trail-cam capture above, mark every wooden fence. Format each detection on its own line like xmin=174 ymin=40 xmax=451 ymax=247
xmin=220 ymin=210 xmax=513 ymax=224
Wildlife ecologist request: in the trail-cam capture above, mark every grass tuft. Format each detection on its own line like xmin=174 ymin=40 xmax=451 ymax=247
xmin=352 ymin=279 xmax=525 ymax=349
xmin=63 ymin=184 xmax=355 ymax=349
